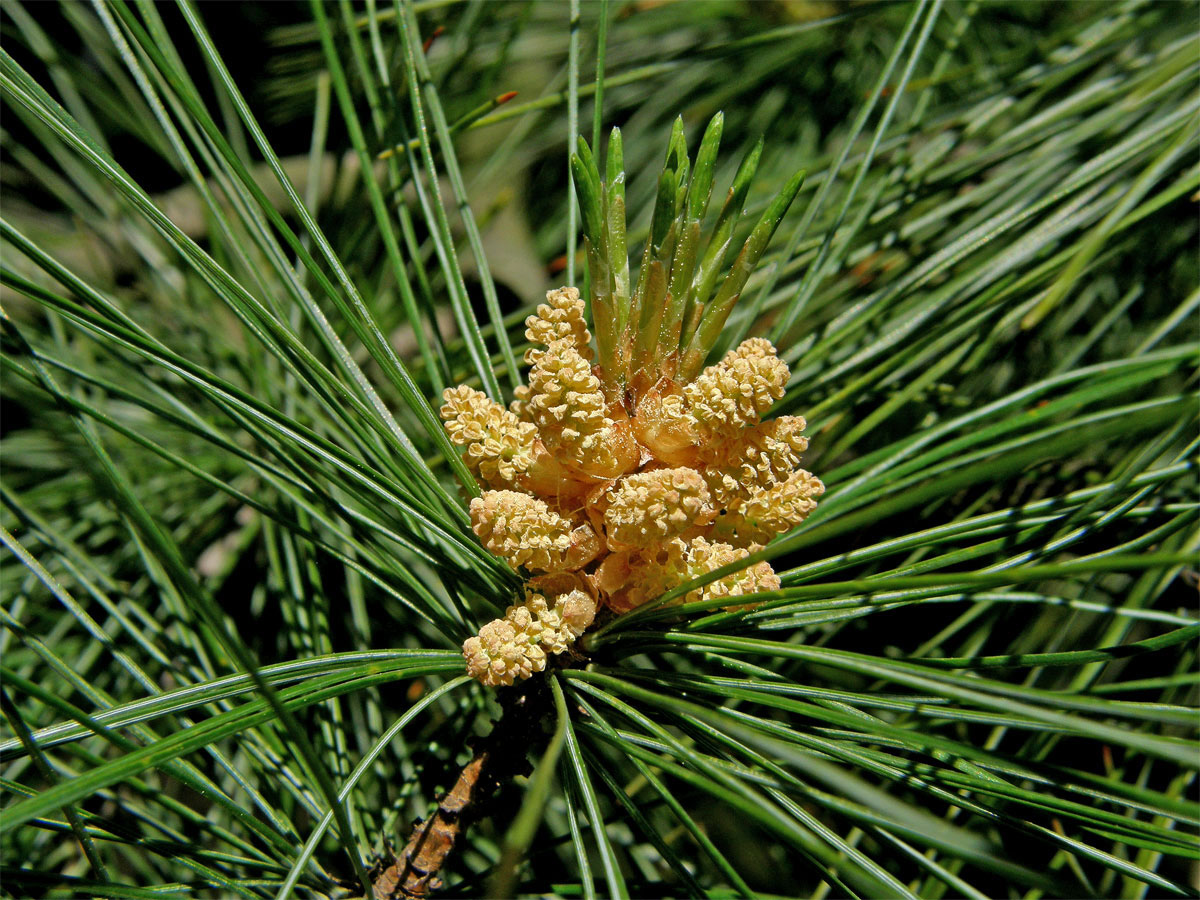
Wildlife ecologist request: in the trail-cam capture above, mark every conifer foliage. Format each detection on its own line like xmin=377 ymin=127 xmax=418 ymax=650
xmin=1 ymin=2 xmax=1196 ymax=898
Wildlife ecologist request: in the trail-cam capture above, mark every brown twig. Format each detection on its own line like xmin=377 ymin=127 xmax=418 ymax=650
xmin=370 ymin=677 xmax=550 ymax=899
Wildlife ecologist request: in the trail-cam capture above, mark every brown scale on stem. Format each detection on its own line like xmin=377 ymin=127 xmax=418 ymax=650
xmin=370 ymin=754 xmax=487 ymax=899
xmin=370 ymin=679 xmax=553 ymax=898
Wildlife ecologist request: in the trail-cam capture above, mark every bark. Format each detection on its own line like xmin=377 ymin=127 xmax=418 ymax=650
xmin=370 ymin=677 xmax=549 ymax=899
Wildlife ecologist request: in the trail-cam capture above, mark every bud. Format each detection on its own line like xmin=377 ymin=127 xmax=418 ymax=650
xmin=463 ymin=579 xmax=599 ymax=686
xmin=524 ymin=286 xmax=593 ymax=366
xmin=684 ymin=338 xmax=789 ymax=438
xmin=441 ymin=385 xmax=537 ymax=489
xmin=603 ymin=466 xmax=714 ymax=550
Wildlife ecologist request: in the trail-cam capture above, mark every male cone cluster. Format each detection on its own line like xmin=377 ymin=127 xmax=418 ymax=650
xmin=446 ymin=287 xmax=824 ymax=686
